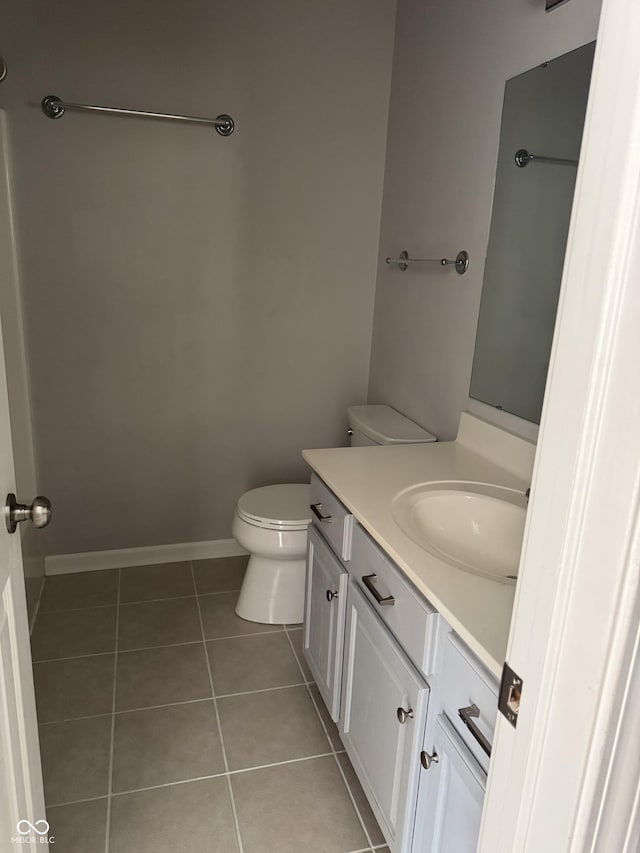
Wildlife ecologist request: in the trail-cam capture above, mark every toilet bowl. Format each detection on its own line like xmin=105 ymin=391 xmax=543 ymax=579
xmin=233 ymin=484 xmax=311 ymax=624
xmin=234 ymin=405 xmax=436 ymax=626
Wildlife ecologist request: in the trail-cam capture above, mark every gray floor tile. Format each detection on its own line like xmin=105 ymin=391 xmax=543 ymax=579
xmin=118 ymin=597 xmax=201 ymax=650
xmin=39 ymin=570 xmax=118 ymax=612
xmin=39 ymin=716 xmax=112 ymax=805
xmin=337 ymin=752 xmax=386 ymax=846
xmin=193 ymin=555 xmax=249 ymax=594
xmin=112 ymin=700 xmax=225 ymax=792
xmin=31 ymin=607 xmax=117 ymax=661
xmin=47 ymin=799 xmax=108 ymax=853
xmin=120 ymin=561 xmax=195 ymax=602
xmin=116 ymin=643 xmax=211 ymax=710
xmin=34 ymin=654 xmax=115 ymax=723
xmin=218 ymin=686 xmax=329 ymax=770
xmin=231 ymin=755 xmax=368 ymax=853
xmin=287 ymin=628 xmax=313 ymax=681
xmin=109 ymin=778 xmax=239 ymax=853
xmin=199 ymin=591 xmax=282 ymax=640
xmin=207 ymin=633 xmax=302 ymax=695
xmin=309 ymin=683 xmax=342 ymax=751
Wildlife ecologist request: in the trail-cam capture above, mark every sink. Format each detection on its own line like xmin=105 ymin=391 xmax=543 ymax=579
xmin=392 ymin=481 xmax=527 ymax=583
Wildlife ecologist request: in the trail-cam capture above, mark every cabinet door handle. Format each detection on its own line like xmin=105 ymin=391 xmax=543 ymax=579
xmin=310 ymin=502 xmax=333 ymax=523
xmin=420 ymin=749 xmax=439 ymax=770
xmin=326 ymin=589 xmax=338 ymax=602
xmin=397 ymin=706 xmax=414 ymax=724
xmin=458 ymin=703 xmax=492 ymax=757
xmin=362 ymin=573 xmax=395 ymax=606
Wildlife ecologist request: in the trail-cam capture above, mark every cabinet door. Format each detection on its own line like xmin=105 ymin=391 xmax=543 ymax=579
xmin=340 ymin=582 xmax=429 ymax=853
xmin=414 ymin=714 xmax=486 ymax=853
xmin=303 ymin=526 xmax=348 ymax=721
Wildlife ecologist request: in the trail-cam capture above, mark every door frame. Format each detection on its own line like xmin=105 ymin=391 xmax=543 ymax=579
xmin=480 ymin=0 xmax=640 ymax=849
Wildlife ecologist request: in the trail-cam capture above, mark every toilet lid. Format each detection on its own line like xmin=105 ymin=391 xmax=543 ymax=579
xmin=237 ymin=484 xmax=312 ymax=530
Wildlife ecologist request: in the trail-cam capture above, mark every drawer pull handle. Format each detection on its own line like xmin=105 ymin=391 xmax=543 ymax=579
xmin=420 ymin=749 xmax=439 ymax=770
xmin=397 ymin=706 xmax=414 ymax=724
xmin=310 ymin=502 xmax=333 ymax=523
xmin=326 ymin=589 xmax=338 ymax=602
xmin=458 ymin=703 xmax=492 ymax=758
xmin=362 ymin=573 xmax=395 ymax=606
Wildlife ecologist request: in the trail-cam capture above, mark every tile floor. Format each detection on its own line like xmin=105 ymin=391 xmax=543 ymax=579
xmin=32 ymin=557 xmax=389 ymax=853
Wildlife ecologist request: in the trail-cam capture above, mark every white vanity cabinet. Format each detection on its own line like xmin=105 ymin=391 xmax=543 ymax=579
xmin=340 ymin=581 xmax=430 ymax=851
xmin=303 ymin=525 xmax=348 ymax=721
xmin=302 ymin=475 xmax=500 ymax=853
xmin=414 ymin=714 xmax=486 ymax=853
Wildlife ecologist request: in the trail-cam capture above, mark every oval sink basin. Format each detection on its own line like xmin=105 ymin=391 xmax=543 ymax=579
xmin=392 ymin=482 xmax=527 ymax=583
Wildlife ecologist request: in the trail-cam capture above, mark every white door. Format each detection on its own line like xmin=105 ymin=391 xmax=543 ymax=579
xmin=303 ymin=526 xmax=348 ymax=721
xmin=340 ymin=582 xmax=429 ymax=853
xmin=0 ymin=122 xmax=48 ymax=849
xmin=415 ymin=715 xmax=486 ymax=853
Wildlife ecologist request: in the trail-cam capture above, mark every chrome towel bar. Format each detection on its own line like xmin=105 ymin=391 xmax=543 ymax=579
xmin=41 ymin=95 xmax=235 ymax=136
xmin=514 ymin=148 xmax=577 ymax=168
xmin=385 ymin=250 xmax=469 ymax=275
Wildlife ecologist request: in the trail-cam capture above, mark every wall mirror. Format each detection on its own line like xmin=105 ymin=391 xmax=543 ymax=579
xmin=469 ymin=42 xmax=595 ymax=424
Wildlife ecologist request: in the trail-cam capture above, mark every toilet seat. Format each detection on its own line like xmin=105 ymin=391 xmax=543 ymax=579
xmin=236 ymin=484 xmax=311 ymax=531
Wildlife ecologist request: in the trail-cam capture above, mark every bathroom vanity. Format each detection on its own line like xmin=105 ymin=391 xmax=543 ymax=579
xmin=302 ymin=414 xmax=535 ymax=853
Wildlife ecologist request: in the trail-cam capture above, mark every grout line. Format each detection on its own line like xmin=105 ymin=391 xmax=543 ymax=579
xmin=39 ymin=711 xmax=113 ymax=726
xmin=216 ymin=682 xmax=307 ymax=700
xmin=46 ymin=794 xmax=110 ymax=809
xmin=191 ymin=561 xmax=245 ymax=853
xmin=119 ymin=594 xmax=197 ymax=607
xmin=39 ymin=682 xmax=316 ymax=726
xmin=38 ymin=602 xmax=118 ymax=615
xmin=34 ymin=627 xmax=287 ymax=665
xmin=104 ymin=567 xmax=121 ymax=853
xmin=205 ymin=627 xmax=285 ymax=642
xmin=283 ymin=626 xmax=376 ymax=852
xmin=227 ymin=751 xmax=334 ymax=776
xmin=332 ymin=752 xmax=375 ymax=852
xmin=49 ymin=750 xmax=340 ymax=806
xmin=196 ymin=589 xmax=242 ymax=598
xmin=38 ymin=696 xmax=215 ymax=725
xmin=33 ymin=650 xmax=119 ymax=664
xmin=35 ymin=587 xmax=243 ymax=616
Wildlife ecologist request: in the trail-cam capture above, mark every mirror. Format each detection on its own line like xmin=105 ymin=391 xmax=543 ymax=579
xmin=469 ymin=43 xmax=595 ymax=424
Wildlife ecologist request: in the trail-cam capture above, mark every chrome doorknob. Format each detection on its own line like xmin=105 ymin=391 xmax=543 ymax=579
xmin=397 ymin=706 xmax=414 ymax=724
xmin=5 ymin=493 xmax=52 ymax=534
xmin=420 ymin=749 xmax=439 ymax=770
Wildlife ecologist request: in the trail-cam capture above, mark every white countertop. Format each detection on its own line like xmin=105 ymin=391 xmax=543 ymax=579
xmin=303 ymin=427 xmax=533 ymax=679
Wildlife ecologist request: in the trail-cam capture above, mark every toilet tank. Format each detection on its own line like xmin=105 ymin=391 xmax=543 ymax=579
xmin=347 ymin=405 xmax=437 ymax=447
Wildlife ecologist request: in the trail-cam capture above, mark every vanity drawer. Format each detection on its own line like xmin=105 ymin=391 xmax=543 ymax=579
xmin=440 ymin=633 xmax=499 ymax=774
xmin=310 ymin=474 xmax=353 ymax=562
xmin=351 ymin=524 xmax=440 ymax=677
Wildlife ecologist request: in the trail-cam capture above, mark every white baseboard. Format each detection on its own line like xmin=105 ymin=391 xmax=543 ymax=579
xmin=44 ymin=538 xmax=248 ymax=576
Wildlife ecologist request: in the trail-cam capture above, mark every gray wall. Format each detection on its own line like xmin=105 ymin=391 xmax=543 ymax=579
xmin=0 ymin=0 xmax=396 ymax=555
xmin=368 ymin=0 xmax=601 ymax=441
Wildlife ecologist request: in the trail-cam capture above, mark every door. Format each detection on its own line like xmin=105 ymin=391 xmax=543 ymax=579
xmin=0 ymin=116 xmax=48 ymax=849
xmin=340 ymin=582 xmax=429 ymax=853
xmin=303 ymin=525 xmax=348 ymax=721
xmin=415 ymin=714 xmax=486 ymax=853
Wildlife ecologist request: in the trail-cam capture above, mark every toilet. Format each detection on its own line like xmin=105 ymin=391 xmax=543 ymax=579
xmin=233 ymin=405 xmax=437 ymax=625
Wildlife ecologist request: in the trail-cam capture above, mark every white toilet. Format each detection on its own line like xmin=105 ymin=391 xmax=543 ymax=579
xmin=233 ymin=405 xmax=436 ymax=625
